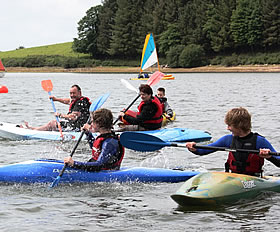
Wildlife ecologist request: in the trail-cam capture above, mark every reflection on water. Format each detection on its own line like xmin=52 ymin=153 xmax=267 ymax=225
xmin=1 ymin=72 xmax=280 ymax=231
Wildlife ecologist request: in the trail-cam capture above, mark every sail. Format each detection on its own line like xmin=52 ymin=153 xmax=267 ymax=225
xmin=0 ymin=59 xmax=5 ymax=72
xmin=140 ymin=33 xmax=159 ymax=72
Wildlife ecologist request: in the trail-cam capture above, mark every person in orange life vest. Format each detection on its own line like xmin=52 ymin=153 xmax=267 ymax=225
xmin=24 ymin=85 xmax=91 ymax=131
xmin=118 ymin=84 xmax=163 ymax=131
xmin=64 ymin=108 xmax=125 ymax=171
xmin=156 ymin=87 xmax=174 ymax=119
xmin=186 ymin=107 xmax=280 ymax=177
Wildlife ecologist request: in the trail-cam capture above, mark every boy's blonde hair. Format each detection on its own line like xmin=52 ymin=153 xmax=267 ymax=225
xmin=224 ymin=107 xmax=251 ymax=133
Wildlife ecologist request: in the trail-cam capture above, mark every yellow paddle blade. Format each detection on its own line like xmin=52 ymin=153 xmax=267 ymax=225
xmin=41 ymin=80 xmax=53 ymax=92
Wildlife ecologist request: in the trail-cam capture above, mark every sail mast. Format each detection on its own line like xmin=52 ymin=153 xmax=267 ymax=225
xmin=152 ymin=33 xmax=160 ymax=72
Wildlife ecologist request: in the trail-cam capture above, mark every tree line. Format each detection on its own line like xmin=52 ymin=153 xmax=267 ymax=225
xmin=72 ymin=0 xmax=280 ymax=68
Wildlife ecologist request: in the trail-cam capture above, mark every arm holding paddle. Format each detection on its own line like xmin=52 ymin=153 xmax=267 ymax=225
xmin=63 ymin=108 xmax=125 ymax=172
xmin=114 ymin=71 xmax=164 ymax=126
xmin=49 ymin=93 xmax=110 ymax=188
xmin=186 ymin=141 xmax=274 ymax=159
xmin=117 ymin=84 xmax=163 ymax=131
xmin=49 ymin=95 xmax=71 ymax=105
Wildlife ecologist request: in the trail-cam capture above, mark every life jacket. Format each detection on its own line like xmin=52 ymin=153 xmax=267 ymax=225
xmin=64 ymin=96 xmax=91 ymax=130
xmin=225 ymin=133 xmax=264 ymax=176
xmin=137 ymin=96 xmax=163 ymax=125
xmin=156 ymin=96 xmax=166 ymax=113
xmin=91 ymin=132 xmax=125 ymax=170
xmin=68 ymin=96 xmax=91 ymax=113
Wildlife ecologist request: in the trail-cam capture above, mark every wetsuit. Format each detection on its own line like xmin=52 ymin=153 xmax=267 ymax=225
xmin=191 ymin=133 xmax=280 ymax=174
xmin=72 ymin=132 xmax=124 ymax=171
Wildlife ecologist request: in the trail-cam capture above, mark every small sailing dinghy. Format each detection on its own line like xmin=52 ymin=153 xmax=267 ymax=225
xmin=130 ymin=33 xmax=175 ymax=80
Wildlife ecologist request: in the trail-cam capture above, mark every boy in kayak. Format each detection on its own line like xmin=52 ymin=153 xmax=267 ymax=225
xmin=186 ymin=107 xmax=280 ymax=177
xmin=118 ymin=84 xmax=163 ymax=131
xmin=64 ymin=108 xmax=125 ymax=171
xmin=24 ymin=85 xmax=91 ymax=131
xmin=156 ymin=87 xmax=174 ymax=120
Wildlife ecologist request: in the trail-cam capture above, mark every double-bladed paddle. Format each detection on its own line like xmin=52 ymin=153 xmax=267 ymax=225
xmin=120 ymin=131 xmax=280 ymax=156
xmin=49 ymin=92 xmax=110 ymax=188
xmin=41 ymin=80 xmax=64 ymax=139
xmin=113 ymin=71 xmax=164 ymax=125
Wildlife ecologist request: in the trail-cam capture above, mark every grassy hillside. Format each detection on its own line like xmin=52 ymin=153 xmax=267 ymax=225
xmin=0 ymin=42 xmax=88 ymax=58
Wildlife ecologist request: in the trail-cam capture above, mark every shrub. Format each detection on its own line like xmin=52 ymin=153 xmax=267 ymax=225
xmin=179 ymin=44 xmax=205 ymax=68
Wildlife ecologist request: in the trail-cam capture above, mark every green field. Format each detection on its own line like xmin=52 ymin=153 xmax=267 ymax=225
xmin=0 ymin=42 xmax=88 ymax=58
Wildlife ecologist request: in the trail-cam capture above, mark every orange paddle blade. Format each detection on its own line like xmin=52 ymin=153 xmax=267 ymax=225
xmin=0 ymin=85 xmax=8 ymax=93
xmin=147 ymin=71 xmax=164 ymax=86
xmin=41 ymin=80 xmax=53 ymax=92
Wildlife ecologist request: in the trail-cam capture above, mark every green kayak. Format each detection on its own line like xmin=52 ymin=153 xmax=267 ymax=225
xmin=171 ymin=172 xmax=280 ymax=206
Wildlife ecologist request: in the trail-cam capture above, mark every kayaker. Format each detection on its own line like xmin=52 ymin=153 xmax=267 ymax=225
xmin=118 ymin=84 xmax=163 ymax=131
xmin=64 ymin=108 xmax=125 ymax=171
xmin=186 ymin=107 xmax=280 ymax=177
xmin=156 ymin=87 xmax=174 ymax=119
xmin=24 ymin=84 xmax=91 ymax=131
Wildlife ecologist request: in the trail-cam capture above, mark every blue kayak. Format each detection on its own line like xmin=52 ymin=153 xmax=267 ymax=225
xmin=0 ymin=122 xmax=211 ymax=142
xmin=0 ymin=159 xmax=199 ymax=184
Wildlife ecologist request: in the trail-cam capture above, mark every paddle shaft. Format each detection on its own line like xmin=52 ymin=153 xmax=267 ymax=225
xmin=194 ymin=145 xmax=280 ymax=156
xmin=164 ymin=143 xmax=280 ymax=155
xmin=56 ymin=129 xmax=86 ymax=178
xmin=113 ymin=71 xmax=163 ymax=125
xmin=47 ymin=91 xmax=64 ymax=139
xmin=113 ymin=94 xmax=140 ymax=125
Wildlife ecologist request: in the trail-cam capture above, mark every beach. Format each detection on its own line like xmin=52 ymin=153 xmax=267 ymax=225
xmin=5 ymin=65 xmax=280 ymax=73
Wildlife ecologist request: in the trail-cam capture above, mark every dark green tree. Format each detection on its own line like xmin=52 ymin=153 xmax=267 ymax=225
xmin=110 ymin=0 xmax=144 ymax=58
xmin=72 ymin=5 xmax=102 ymax=57
xmin=203 ymin=0 xmax=236 ymax=52
xmin=158 ymin=24 xmax=181 ymax=57
xmin=97 ymin=0 xmax=118 ymax=57
xmin=179 ymin=44 xmax=205 ymax=68
xmin=230 ymin=0 xmax=263 ymax=50
xmin=261 ymin=0 xmax=280 ymax=49
xmin=177 ymin=0 xmax=211 ymax=51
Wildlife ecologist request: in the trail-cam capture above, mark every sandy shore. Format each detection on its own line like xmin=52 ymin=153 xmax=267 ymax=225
xmin=6 ymin=65 xmax=280 ymax=73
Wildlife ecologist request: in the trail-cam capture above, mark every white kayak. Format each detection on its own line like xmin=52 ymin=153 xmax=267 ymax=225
xmin=0 ymin=121 xmax=211 ymax=142
xmin=0 ymin=122 xmax=88 ymax=141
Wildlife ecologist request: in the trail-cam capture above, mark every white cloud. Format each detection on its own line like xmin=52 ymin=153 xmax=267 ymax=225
xmin=0 ymin=0 xmax=102 ymax=51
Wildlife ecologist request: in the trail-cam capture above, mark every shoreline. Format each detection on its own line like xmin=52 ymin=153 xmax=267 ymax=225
xmin=6 ymin=65 xmax=280 ymax=73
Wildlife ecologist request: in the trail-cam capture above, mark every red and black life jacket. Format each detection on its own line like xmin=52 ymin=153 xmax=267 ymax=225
xmin=91 ymin=132 xmax=125 ymax=170
xmin=68 ymin=96 xmax=91 ymax=113
xmin=225 ymin=133 xmax=264 ymax=176
xmin=137 ymin=96 xmax=163 ymax=125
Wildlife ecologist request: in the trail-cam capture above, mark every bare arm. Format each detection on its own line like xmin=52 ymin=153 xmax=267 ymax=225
xmin=50 ymin=96 xmax=71 ymax=105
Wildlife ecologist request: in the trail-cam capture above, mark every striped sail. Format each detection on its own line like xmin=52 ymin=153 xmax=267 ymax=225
xmin=140 ymin=33 xmax=159 ymax=72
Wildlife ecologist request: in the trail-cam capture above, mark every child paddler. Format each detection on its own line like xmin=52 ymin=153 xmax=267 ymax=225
xmin=64 ymin=108 xmax=125 ymax=171
xmin=186 ymin=107 xmax=280 ymax=177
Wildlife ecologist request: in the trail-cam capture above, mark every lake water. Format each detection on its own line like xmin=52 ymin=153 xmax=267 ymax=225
xmin=1 ymin=72 xmax=280 ymax=231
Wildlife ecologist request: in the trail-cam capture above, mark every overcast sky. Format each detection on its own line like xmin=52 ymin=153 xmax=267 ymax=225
xmin=0 ymin=0 xmax=102 ymax=51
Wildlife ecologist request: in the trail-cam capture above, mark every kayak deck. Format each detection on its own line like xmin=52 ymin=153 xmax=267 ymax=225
xmin=0 ymin=159 xmax=199 ymax=184
xmin=0 ymin=122 xmax=88 ymax=141
xmin=171 ymin=172 xmax=280 ymax=206
xmin=0 ymin=122 xmax=211 ymax=142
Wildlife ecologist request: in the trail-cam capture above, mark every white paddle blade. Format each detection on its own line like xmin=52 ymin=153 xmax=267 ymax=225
xmin=121 ymin=79 xmax=138 ymax=93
